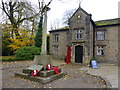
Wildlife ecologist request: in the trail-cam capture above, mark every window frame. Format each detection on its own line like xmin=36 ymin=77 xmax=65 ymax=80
xmin=96 ymin=31 xmax=105 ymax=41
xmin=75 ymin=30 xmax=83 ymax=40
xmin=53 ymin=34 xmax=59 ymax=42
xmin=96 ymin=46 xmax=105 ymax=56
xmin=53 ymin=45 xmax=59 ymax=53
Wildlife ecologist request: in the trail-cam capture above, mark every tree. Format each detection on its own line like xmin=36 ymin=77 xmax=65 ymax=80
xmin=1 ymin=24 xmax=13 ymax=55
xmin=1 ymin=23 xmax=35 ymax=54
xmin=62 ymin=9 xmax=76 ymax=26
xmin=1 ymin=23 xmax=36 ymax=55
xmin=1 ymin=0 xmax=53 ymax=55
xmin=47 ymin=34 xmax=50 ymax=54
xmin=1 ymin=1 xmax=40 ymax=38
xmin=50 ymin=18 xmax=61 ymax=30
xmin=34 ymin=0 xmax=53 ymax=47
xmin=7 ymin=29 xmax=35 ymax=54
xmin=34 ymin=16 xmax=43 ymax=47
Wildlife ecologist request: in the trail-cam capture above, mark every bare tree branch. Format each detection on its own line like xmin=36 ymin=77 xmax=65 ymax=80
xmin=2 ymin=2 xmax=10 ymax=18
xmin=62 ymin=9 xmax=76 ymax=25
xmin=1 ymin=0 xmax=53 ymax=38
xmin=46 ymin=0 xmax=53 ymax=7
xmin=18 ymin=12 xmax=40 ymax=23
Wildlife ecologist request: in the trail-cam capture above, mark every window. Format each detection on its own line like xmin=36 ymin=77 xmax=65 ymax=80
xmin=75 ymin=30 xmax=83 ymax=40
xmin=77 ymin=15 xmax=82 ymax=20
xmin=53 ymin=34 xmax=59 ymax=42
xmin=97 ymin=46 xmax=104 ymax=56
xmin=53 ymin=45 xmax=59 ymax=53
xmin=96 ymin=31 xmax=105 ymax=40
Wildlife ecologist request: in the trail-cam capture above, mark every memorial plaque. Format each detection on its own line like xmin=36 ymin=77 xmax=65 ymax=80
xmin=28 ymin=65 xmax=43 ymax=71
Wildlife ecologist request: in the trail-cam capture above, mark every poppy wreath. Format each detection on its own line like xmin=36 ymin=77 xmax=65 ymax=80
xmin=52 ymin=67 xmax=60 ymax=74
xmin=46 ymin=64 xmax=53 ymax=70
xmin=31 ymin=69 xmax=39 ymax=76
xmin=46 ymin=64 xmax=61 ymax=74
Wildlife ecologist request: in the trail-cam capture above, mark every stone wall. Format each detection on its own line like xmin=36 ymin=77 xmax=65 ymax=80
xmin=95 ymin=25 xmax=119 ymax=64
xmin=49 ymin=7 xmax=119 ymax=65
xmin=49 ymin=30 xmax=69 ymax=60
xmin=69 ymin=8 xmax=94 ymax=64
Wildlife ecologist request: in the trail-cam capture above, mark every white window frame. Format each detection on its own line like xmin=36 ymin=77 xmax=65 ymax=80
xmin=96 ymin=31 xmax=105 ymax=41
xmin=53 ymin=45 xmax=59 ymax=53
xmin=75 ymin=30 xmax=83 ymax=40
xmin=97 ymin=46 xmax=104 ymax=56
xmin=53 ymin=34 xmax=59 ymax=42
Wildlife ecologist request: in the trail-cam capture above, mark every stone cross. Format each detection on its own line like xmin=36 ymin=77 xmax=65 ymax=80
xmin=41 ymin=6 xmax=50 ymax=55
xmin=29 ymin=1 xmax=52 ymax=70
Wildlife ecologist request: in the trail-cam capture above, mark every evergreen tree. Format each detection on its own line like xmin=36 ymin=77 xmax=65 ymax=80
xmin=34 ymin=16 xmax=43 ymax=47
xmin=47 ymin=35 xmax=50 ymax=54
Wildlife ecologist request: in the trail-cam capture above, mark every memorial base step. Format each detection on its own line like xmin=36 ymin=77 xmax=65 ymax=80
xmin=15 ymin=72 xmax=66 ymax=84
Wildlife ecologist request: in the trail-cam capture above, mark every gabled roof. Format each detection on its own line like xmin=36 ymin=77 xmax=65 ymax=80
xmin=95 ymin=18 xmax=120 ymax=27
xmin=69 ymin=6 xmax=94 ymax=26
xmin=70 ymin=6 xmax=91 ymax=20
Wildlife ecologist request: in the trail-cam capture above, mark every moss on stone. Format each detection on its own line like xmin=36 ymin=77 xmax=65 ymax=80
xmin=50 ymin=26 xmax=69 ymax=31
xmin=95 ymin=18 xmax=119 ymax=26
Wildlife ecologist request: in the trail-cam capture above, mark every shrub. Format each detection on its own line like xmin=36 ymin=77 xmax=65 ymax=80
xmin=1 ymin=56 xmax=16 ymax=62
xmin=1 ymin=56 xmax=33 ymax=62
xmin=90 ymin=58 xmax=97 ymax=60
xmin=15 ymin=46 xmax=41 ymax=60
xmin=2 ymin=38 xmax=13 ymax=56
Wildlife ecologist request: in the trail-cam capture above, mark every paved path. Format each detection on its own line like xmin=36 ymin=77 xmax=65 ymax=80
xmin=45 ymin=64 xmax=106 ymax=88
xmin=1 ymin=60 xmax=107 ymax=88
xmin=81 ymin=63 xmax=118 ymax=88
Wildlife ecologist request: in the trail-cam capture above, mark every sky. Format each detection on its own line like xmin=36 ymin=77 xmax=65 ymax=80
xmin=1 ymin=0 xmax=119 ymax=30
xmin=40 ymin=0 xmax=119 ymax=30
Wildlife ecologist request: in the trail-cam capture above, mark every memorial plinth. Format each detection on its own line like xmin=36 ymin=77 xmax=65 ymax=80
xmin=15 ymin=67 xmax=66 ymax=84
xmin=15 ymin=5 xmax=66 ymax=84
xmin=15 ymin=71 xmax=66 ymax=84
xmin=33 ymin=55 xmax=52 ymax=67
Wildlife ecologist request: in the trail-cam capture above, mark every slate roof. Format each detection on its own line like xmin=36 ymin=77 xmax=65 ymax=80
xmin=95 ymin=18 xmax=120 ymax=27
xmin=49 ymin=18 xmax=120 ymax=32
xmin=49 ymin=26 xmax=69 ymax=32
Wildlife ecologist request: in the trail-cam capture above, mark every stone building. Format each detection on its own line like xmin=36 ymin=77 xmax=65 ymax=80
xmin=49 ymin=7 xmax=120 ymax=64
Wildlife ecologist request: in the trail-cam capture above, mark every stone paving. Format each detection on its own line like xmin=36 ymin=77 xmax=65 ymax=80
xmin=44 ymin=64 xmax=106 ymax=88
xmin=81 ymin=63 xmax=119 ymax=88
xmin=1 ymin=60 xmax=108 ymax=88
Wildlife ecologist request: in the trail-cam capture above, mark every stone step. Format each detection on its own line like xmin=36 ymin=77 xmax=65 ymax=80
xmin=23 ymin=69 xmax=32 ymax=74
xmin=40 ymin=70 xmax=55 ymax=77
xmin=15 ymin=72 xmax=66 ymax=84
xmin=23 ymin=69 xmax=61 ymax=77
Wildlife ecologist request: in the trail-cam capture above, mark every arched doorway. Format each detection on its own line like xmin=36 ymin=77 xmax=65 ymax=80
xmin=75 ymin=45 xmax=83 ymax=63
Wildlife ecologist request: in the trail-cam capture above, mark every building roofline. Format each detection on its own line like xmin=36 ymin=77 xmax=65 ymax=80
xmin=96 ymin=23 xmax=120 ymax=27
xmin=95 ymin=18 xmax=120 ymax=22
xmin=95 ymin=18 xmax=120 ymax=27
xmin=49 ymin=17 xmax=120 ymax=32
xmin=70 ymin=7 xmax=91 ymax=20
xmin=49 ymin=28 xmax=69 ymax=33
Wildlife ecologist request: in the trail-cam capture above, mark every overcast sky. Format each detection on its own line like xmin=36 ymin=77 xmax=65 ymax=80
xmin=39 ymin=0 xmax=119 ymax=30
xmin=1 ymin=0 xmax=119 ymax=30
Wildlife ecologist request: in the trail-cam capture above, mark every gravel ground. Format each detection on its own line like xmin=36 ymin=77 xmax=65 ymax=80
xmin=1 ymin=60 xmax=107 ymax=88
